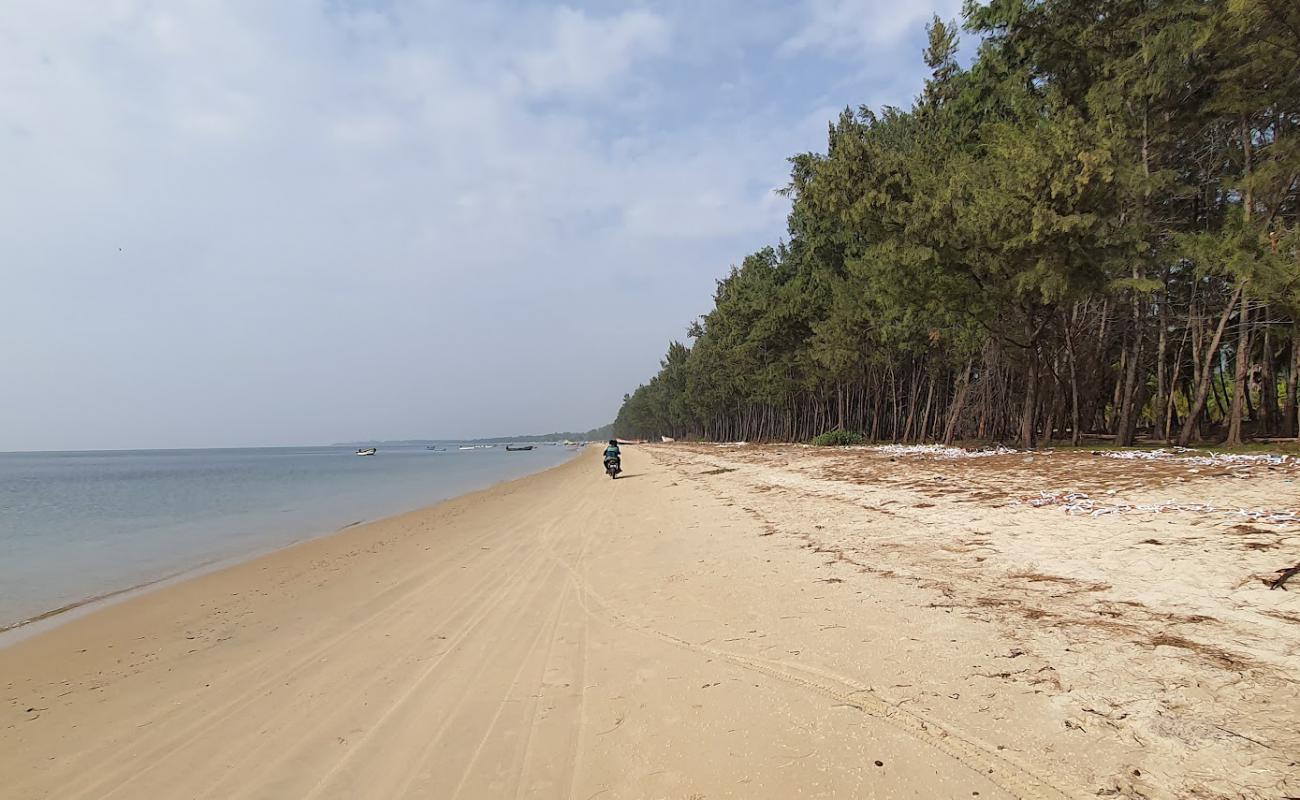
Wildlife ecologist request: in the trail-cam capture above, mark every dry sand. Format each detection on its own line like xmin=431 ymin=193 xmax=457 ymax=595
xmin=2 ymin=445 xmax=1297 ymax=799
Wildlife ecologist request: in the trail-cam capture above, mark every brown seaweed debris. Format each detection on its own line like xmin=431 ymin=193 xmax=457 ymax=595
xmin=1267 ymin=563 xmax=1300 ymax=591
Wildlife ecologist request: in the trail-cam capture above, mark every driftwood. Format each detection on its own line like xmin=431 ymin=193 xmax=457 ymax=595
xmin=1268 ymin=563 xmax=1300 ymax=591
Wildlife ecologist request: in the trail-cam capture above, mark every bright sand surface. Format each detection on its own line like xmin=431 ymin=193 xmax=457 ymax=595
xmin=3 ymin=445 xmax=1298 ymax=799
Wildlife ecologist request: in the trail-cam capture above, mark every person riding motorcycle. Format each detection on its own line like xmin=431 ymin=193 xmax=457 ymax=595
xmin=603 ymin=439 xmax=621 ymax=469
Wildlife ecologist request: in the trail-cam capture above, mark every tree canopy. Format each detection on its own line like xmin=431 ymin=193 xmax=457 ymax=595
xmin=616 ymin=0 xmax=1300 ymax=448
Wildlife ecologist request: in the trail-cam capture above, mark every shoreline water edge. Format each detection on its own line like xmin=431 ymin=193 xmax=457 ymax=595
xmin=0 ymin=444 xmax=581 ymax=641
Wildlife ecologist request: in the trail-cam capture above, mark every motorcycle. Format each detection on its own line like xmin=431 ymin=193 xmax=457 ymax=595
xmin=604 ymin=456 xmax=621 ymax=479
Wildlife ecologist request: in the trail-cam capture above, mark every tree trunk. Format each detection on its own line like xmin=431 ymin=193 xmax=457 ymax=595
xmin=1212 ymin=351 xmax=1231 ymax=420
xmin=902 ymin=366 xmax=920 ymax=442
xmin=1020 ymin=351 xmax=1039 ymax=449
xmin=919 ymin=374 xmax=936 ymax=442
xmin=1226 ymin=290 xmax=1251 ymax=446
xmin=1117 ymin=322 xmax=1143 ymax=445
xmin=1065 ymin=317 xmax=1082 ymax=446
xmin=888 ymin=365 xmax=900 ymax=441
xmin=943 ymin=359 xmax=973 ymax=445
xmin=1154 ymin=267 xmax=1169 ymax=442
xmin=1178 ymin=284 xmax=1244 ymax=446
xmin=1261 ymin=320 xmax=1278 ymax=436
xmin=1189 ymin=292 xmax=1205 ymax=432
xmin=1286 ymin=328 xmax=1299 ymax=438
xmin=1111 ymin=342 xmax=1126 ymax=434
xmin=1163 ymin=325 xmax=1189 ymax=442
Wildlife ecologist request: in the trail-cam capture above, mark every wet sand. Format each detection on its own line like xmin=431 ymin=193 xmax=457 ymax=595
xmin=3 ymin=445 xmax=1297 ymax=799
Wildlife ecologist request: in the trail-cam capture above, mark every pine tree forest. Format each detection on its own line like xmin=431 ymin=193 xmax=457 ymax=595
xmin=614 ymin=0 xmax=1300 ymax=449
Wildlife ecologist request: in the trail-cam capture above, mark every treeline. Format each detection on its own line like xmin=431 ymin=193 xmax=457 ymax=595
xmin=615 ymin=0 xmax=1299 ymax=448
xmin=469 ymin=425 xmax=614 ymax=444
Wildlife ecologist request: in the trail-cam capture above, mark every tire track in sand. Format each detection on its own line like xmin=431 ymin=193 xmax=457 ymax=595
xmin=215 ymin=530 xmax=561 ymax=800
xmin=293 ymin=541 xmax=565 ymax=800
xmin=445 ymin=574 xmax=571 ymax=800
xmin=548 ymin=541 xmax=1079 ymax=800
xmin=367 ymin=517 xmax=577 ymax=799
xmin=78 ymin=523 xmax=538 ymax=800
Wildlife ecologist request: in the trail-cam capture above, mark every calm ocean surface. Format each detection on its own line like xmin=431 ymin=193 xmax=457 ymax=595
xmin=0 ymin=445 xmax=578 ymax=631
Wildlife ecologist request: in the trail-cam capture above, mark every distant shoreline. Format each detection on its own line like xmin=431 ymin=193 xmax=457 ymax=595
xmin=334 ymin=427 xmax=614 ymax=447
xmin=0 ymin=445 xmax=581 ymax=641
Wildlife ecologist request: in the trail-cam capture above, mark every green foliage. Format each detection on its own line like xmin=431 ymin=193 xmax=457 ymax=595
xmin=811 ymin=429 xmax=866 ymax=447
xmin=615 ymin=0 xmax=1300 ymax=447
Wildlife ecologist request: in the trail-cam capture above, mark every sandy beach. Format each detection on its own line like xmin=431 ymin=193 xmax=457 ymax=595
xmin=3 ymin=445 xmax=1298 ymax=799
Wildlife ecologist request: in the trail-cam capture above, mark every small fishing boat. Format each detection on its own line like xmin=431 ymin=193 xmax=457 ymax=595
xmin=355 ymin=447 xmax=377 ymax=456
xmin=459 ymin=446 xmax=476 ymax=451
xmin=505 ymin=445 xmax=535 ymax=452
xmin=426 ymin=446 xmax=446 ymax=451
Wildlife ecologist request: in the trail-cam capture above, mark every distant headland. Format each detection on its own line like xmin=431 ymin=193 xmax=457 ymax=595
xmin=333 ymin=424 xmax=613 ymax=448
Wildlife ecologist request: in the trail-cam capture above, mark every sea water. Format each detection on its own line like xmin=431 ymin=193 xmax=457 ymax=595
xmin=0 ymin=445 xmax=577 ymax=631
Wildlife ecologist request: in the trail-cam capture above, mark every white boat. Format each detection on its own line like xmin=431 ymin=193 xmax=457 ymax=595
xmin=459 ymin=446 xmax=475 ymax=451
xmin=354 ymin=447 xmax=377 ymax=456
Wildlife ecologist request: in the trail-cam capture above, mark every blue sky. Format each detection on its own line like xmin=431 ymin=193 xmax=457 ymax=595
xmin=2 ymin=0 xmax=962 ymax=450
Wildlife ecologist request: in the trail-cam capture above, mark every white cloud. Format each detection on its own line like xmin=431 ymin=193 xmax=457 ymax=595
xmin=514 ymin=7 xmax=670 ymax=98
xmin=783 ymin=0 xmax=962 ymax=56
xmin=330 ymin=113 xmax=402 ymax=147
xmin=0 ymin=0 xmax=947 ymax=449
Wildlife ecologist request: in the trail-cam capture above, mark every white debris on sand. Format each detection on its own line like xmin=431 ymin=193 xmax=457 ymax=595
xmin=1020 ymin=490 xmax=1300 ymax=524
xmin=1095 ymin=448 xmax=1295 ymax=467
xmin=867 ymin=444 xmax=1019 ymax=459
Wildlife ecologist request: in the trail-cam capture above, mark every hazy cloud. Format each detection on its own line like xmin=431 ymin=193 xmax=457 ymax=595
xmin=514 ymin=8 xmax=670 ymax=97
xmin=783 ymin=0 xmax=963 ymax=55
xmin=2 ymin=0 xmax=963 ymax=450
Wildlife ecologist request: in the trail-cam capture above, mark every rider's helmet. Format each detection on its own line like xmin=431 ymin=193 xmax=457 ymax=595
xmin=608 ymin=439 xmax=618 ymax=446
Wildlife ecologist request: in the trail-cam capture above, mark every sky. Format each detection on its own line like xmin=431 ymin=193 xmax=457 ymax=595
xmin=2 ymin=0 xmax=962 ymax=450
